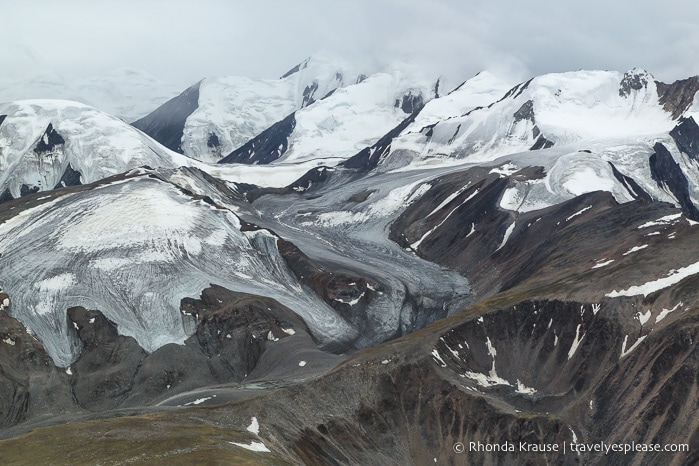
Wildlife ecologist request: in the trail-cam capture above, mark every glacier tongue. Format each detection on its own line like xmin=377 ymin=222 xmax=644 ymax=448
xmin=0 ymin=176 xmax=354 ymax=367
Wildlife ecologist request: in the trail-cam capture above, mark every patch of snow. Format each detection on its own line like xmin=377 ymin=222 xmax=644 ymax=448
xmin=623 ymin=244 xmax=648 ymax=255
xmin=620 ymin=334 xmax=647 ymax=358
xmin=461 ymin=370 xmax=511 ymax=388
xmin=637 ymin=213 xmax=682 ymax=229
xmin=567 ymin=324 xmax=585 ymax=360
xmin=412 ymin=189 xmax=479 ymax=249
xmin=495 ymin=222 xmax=516 ymax=252
xmin=592 ymin=259 xmax=614 ymax=269
xmin=298 ymin=360 xmax=307 ymax=367
xmin=656 ymin=302 xmax=683 ymax=323
xmin=427 ymin=185 xmax=471 ymax=218
xmin=606 ymin=259 xmax=699 ymax=297
xmin=515 ymin=379 xmax=537 ymax=395
xmin=65 ymin=367 xmax=72 ymax=375
xmin=247 ymin=417 xmax=260 ymax=435
xmin=635 ymin=310 xmax=651 ymax=326
xmin=2 ymin=337 xmax=15 ymax=346
xmin=561 ymin=167 xmax=615 ymax=197
xmin=489 ymin=162 xmax=518 ymax=177
xmin=184 ymin=396 xmax=215 ymax=406
xmin=281 ymin=328 xmax=295 ymax=335
xmin=485 ymin=337 xmax=497 ymax=358
xmin=334 ymin=291 xmax=365 ymax=306
xmin=228 ymin=441 xmax=271 ymax=453
xmin=566 ymin=205 xmax=592 ymax=222
xmin=431 ymin=349 xmax=447 ymax=367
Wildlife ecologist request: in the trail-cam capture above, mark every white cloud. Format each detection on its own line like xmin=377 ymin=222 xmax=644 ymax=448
xmin=1 ymin=0 xmax=698 ymax=89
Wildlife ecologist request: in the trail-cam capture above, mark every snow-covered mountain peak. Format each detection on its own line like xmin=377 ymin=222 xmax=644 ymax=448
xmin=279 ymin=51 xmax=359 ymax=108
xmin=0 ymin=99 xmax=189 ymax=200
xmin=160 ymin=55 xmax=364 ymax=163
xmin=364 ymin=68 xmax=688 ymax=176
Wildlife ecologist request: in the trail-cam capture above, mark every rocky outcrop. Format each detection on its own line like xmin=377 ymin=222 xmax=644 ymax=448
xmin=0 ymin=284 xmax=326 ymax=432
xmin=218 ymin=112 xmax=296 ymax=164
xmin=0 ymin=300 xmax=72 ymax=430
xmin=33 ymin=123 xmax=65 ymax=156
xmin=669 ymin=116 xmax=699 ymax=162
xmin=342 ymin=108 xmax=424 ymax=172
xmin=181 ymin=285 xmax=313 ymax=381
xmin=609 ymin=161 xmax=653 ymax=202
xmin=395 ymin=91 xmax=424 ymax=114
xmin=649 ymin=142 xmax=699 ymax=220
xmin=67 ymin=306 xmax=147 ymax=411
xmin=656 ymin=76 xmax=699 ymax=119
xmin=619 ymin=68 xmax=650 ymax=97
xmin=53 ymin=163 xmax=82 ymax=189
xmin=277 ymin=239 xmax=377 ymax=331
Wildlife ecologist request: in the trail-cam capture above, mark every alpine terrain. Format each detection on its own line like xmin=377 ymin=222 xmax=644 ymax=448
xmin=1 ymin=56 xmax=699 ymax=465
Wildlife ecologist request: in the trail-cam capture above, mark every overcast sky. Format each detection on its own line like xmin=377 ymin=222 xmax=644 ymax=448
xmin=1 ymin=0 xmax=698 ymax=88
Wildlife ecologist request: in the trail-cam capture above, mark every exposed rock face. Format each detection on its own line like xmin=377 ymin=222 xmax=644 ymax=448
xmin=0 ymin=284 xmax=326 ymax=432
xmin=218 ymin=112 xmax=296 ymax=164
xmin=131 ymin=81 xmax=200 ymax=153
xmin=512 ymin=99 xmax=553 ymax=150
xmin=181 ymin=285 xmax=313 ymax=381
xmin=53 ymin=163 xmax=82 ymax=189
xmin=342 ymin=109 xmax=423 ymax=171
xmin=669 ymin=116 xmax=699 ymax=162
xmin=0 ymin=300 xmax=72 ymax=430
xmin=649 ymin=142 xmax=699 ymax=220
xmin=302 ymin=80 xmax=319 ymax=107
xmin=619 ymin=68 xmax=650 ymax=97
xmin=396 ymin=91 xmax=424 ymax=114
xmin=33 ymin=123 xmax=65 ymax=156
xmin=277 ymin=239 xmax=376 ymax=331
xmin=529 ymin=133 xmax=554 ymax=150
xmin=513 ymin=99 xmax=535 ymax=123
xmin=656 ymin=76 xmax=699 ymax=119
xmin=609 ymin=161 xmax=653 ymax=202
xmin=206 ymin=132 xmax=221 ymax=159
xmin=67 ymin=306 xmax=147 ymax=411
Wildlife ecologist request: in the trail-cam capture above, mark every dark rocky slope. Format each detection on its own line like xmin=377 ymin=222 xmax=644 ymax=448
xmin=0 ymin=284 xmax=340 ymax=437
xmin=131 ymin=82 xmax=200 ymax=153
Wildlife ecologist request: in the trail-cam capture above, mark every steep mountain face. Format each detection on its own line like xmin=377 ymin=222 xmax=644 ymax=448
xmin=131 ymin=82 xmax=201 ymax=153
xmin=220 ymin=70 xmax=436 ymax=166
xmin=346 ymin=68 xmax=684 ymax=173
xmin=0 ymin=99 xmax=329 ymax=202
xmin=2 ymin=66 xmax=699 ymax=465
xmin=0 ymin=69 xmax=180 ymax=121
xmin=0 ymin=100 xmax=193 ymax=201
